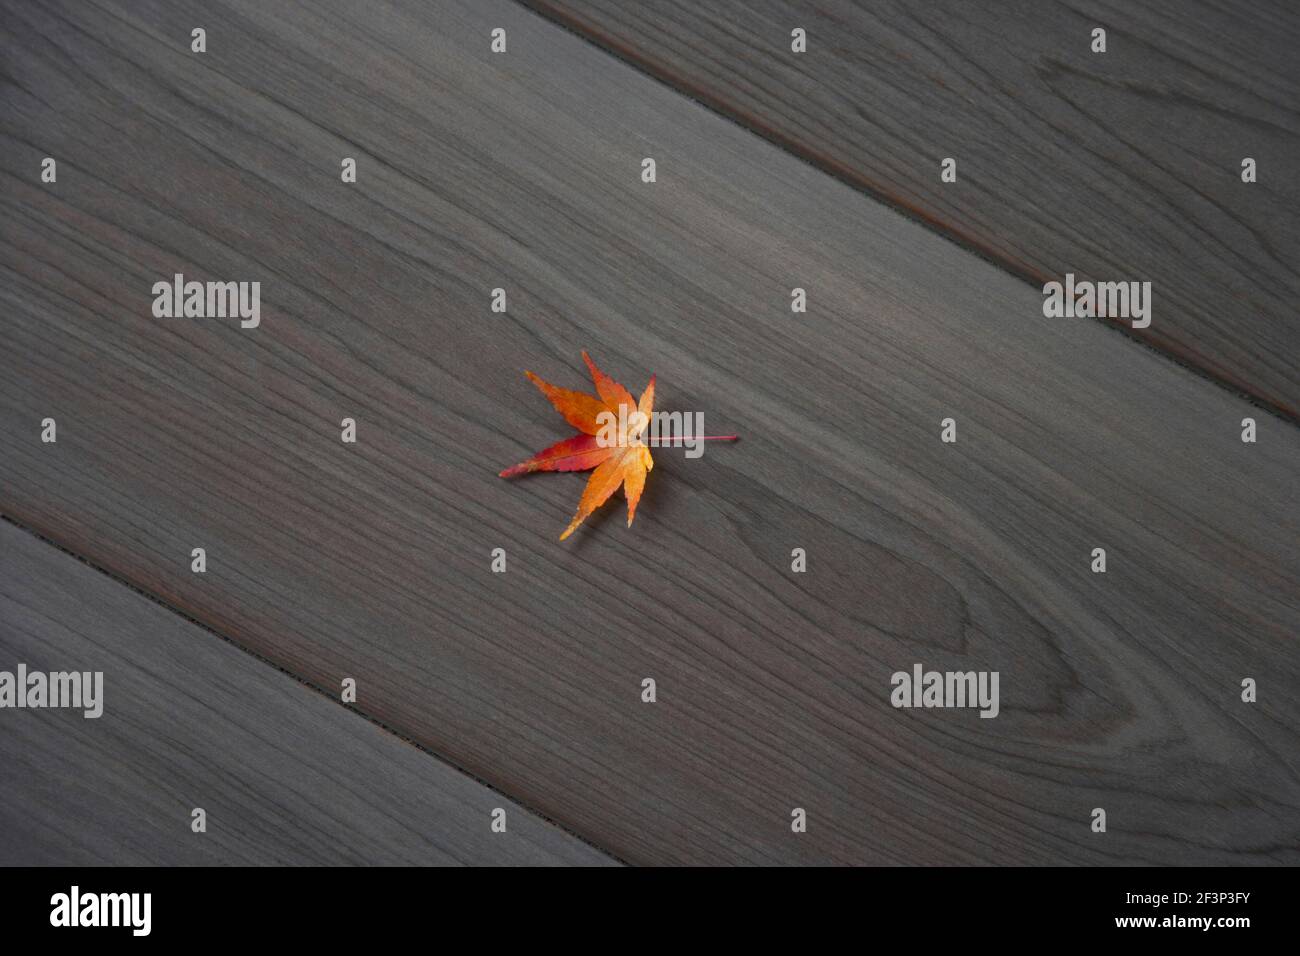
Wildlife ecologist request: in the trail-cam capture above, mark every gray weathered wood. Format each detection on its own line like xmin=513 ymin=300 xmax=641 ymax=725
xmin=1 ymin=0 xmax=1296 ymax=863
xmin=524 ymin=0 xmax=1300 ymax=419
xmin=0 ymin=521 xmax=615 ymax=865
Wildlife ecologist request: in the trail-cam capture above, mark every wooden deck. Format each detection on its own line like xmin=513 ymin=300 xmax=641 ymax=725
xmin=1 ymin=0 xmax=1296 ymax=865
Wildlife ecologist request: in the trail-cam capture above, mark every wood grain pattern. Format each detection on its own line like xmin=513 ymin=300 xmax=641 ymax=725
xmin=523 ymin=0 xmax=1300 ymax=420
xmin=0 ymin=520 xmax=614 ymax=865
xmin=1 ymin=0 xmax=1297 ymax=864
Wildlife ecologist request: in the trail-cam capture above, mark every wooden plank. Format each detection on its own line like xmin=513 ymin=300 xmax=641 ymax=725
xmin=1 ymin=0 xmax=1297 ymax=864
xmin=523 ymin=0 xmax=1300 ymax=419
xmin=0 ymin=520 xmax=616 ymax=865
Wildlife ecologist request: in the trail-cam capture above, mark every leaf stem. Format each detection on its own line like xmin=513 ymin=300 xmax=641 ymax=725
xmin=645 ymin=435 xmax=739 ymax=445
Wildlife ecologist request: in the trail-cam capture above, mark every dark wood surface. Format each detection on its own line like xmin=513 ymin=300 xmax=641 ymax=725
xmin=524 ymin=0 xmax=1300 ymax=420
xmin=1 ymin=0 xmax=1297 ymax=864
xmin=0 ymin=521 xmax=615 ymax=865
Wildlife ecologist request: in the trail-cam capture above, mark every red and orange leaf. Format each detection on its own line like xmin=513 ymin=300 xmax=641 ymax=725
xmin=502 ymin=353 xmax=662 ymax=540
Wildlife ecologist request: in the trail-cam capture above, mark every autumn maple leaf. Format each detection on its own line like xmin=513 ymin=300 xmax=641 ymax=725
xmin=501 ymin=352 xmax=656 ymax=540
